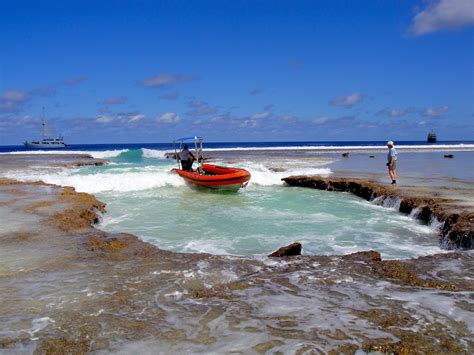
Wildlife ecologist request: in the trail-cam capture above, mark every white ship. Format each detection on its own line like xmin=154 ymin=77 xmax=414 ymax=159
xmin=24 ymin=109 xmax=68 ymax=149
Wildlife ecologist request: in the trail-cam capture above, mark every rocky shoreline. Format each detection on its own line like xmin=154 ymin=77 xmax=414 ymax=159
xmin=1 ymin=155 xmax=473 ymax=353
xmin=283 ymin=176 xmax=474 ymax=250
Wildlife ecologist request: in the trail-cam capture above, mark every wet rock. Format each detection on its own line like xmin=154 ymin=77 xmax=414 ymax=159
xmin=342 ymin=152 xmax=349 ymax=157
xmin=353 ymin=309 xmax=417 ymax=328
xmin=88 ymin=235 xmax=129 ymax=252
xmin=252 ymin=339 xmax=284 ymax=353
xmin=35 ymin=336 xmax=91 ymax=354
xmin=361 ymin=330 xmax=466 ymax=355
xmin=269 ymin=242 xmax=302 ymax=257
xmin=344 ymin=250 xmax=381 ymax=262
xmin=165 ymin=152 xmax=179 ymax=159
xmin=372 ymin=260 xmax=458 ymax=291
xmin=51 ymin=187 xmax=107 ymax=231
xmin=269 ymin=167 xmax=287 ymax=172
xmin=328 ymin=344 xmax=359 ymax=354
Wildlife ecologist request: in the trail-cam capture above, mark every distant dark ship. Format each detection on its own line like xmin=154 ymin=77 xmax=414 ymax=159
xmin=427 ymin=130 xmax=437 ymax=143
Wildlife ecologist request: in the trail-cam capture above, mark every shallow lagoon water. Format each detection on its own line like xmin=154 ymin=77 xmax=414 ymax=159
xmin=46 ymin=149 xmax=442 ymax=259
xmin=1 ymin=148 xmax=445 ymax=258
xmin=98 ymin=183 xmax=440 ymax=259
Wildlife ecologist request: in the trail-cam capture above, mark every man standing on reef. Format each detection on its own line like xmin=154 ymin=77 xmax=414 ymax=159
xmin=386 ymin=140 xmax=397 ymax=185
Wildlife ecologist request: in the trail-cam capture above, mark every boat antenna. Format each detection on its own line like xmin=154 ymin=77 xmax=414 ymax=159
xmin=42 ymin=107 xmax=45 ymax=139
xmin=41 ymin=107 xmax=52 ymax=139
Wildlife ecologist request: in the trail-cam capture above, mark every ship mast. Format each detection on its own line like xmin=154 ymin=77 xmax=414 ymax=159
xmin=41 ymin=107 xmax=52 ymax=139
xmin=42 ymin=107 xmax=45 ymax=139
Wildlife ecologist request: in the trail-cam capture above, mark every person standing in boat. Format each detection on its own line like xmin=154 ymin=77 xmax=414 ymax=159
xmin=386 ymin=140 xmax=397 ymax=185
xmin=180 ymin=144 xmax=195 ymax=171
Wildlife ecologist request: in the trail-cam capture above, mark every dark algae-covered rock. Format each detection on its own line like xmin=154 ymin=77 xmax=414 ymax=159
xmin=269 ymin=242 xmax=302 ymax=257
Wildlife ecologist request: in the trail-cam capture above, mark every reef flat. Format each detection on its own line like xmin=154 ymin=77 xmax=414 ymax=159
xmin=0 ymin=155 xmax=473 ymax=353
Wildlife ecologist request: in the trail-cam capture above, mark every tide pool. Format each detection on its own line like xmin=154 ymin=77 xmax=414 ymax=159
xmin=98 ymin=183 xmax=440 ymax=259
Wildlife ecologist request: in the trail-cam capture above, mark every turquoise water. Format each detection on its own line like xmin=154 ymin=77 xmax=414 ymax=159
xmin=4 ymin=148 xmax=442 ymax=259
xmin=99 ymin=184 xmax=440 ymax=258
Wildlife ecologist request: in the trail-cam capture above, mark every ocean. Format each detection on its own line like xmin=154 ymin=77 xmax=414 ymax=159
xmin=2 ymin=140 xmax=473 ymax=259
xmin=2 ymin=139 xmax=474 ymax=154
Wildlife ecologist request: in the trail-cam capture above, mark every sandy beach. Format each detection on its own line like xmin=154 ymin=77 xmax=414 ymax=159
xmin=1 ymin=152 xmax=473 ymax=353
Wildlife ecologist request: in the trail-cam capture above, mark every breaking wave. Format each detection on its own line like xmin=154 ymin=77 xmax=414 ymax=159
xmin=241 ymin=163 xmax=332 ymax=186
xmin=0 ymin=149 xmax=129 ymax=159
xmin=4 ymin=162 xmax=332 ymax=193
xmin=141 ymin=148 xmax=167 ymax=159
xmin=6 ymin=168 xmax=185 ymax=194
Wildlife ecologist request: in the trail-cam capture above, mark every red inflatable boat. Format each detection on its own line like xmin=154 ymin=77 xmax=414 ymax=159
xmin=173 ymin=164 xmax=251 ymax=192
xmin=171 ymin=137 xmax=251 ymax=192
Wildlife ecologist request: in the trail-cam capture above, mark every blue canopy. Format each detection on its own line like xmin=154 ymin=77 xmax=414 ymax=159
xmin=173 ymin=136 xmax=203 ymax=142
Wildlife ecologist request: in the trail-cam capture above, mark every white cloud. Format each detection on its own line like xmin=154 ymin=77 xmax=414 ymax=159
xmin=330 ymin=92 xmax=364 ymax=107
xmin=186 ymin=100 xmax=218 ymax=116
xmin=96 ymin=115 xmax=114 ymax=123
xmin=377 ymin=105 xmax=449 ymax=118
xmin=2 ymin=90 xmax=27 ymax=102
xmin=0 ymin=90 xmax=29 ymax=114
xmin=278 ymin=114 xmax=299 ymax=123
xmin=156 ymin=112 xmax=181 ymax=123
xmin=422 ymin=105 xmax=449 ymax=117
xmin=385 ymin=108 xmax=409 ymax=117
xmin=250 ymin=111 xmax=271 ymax=120
xmin=410 ymin=0 xmax=474 ymax=35
xmin=128 ymin=114 xmax=145 ymax=122
xmin=239 ymin=119 xmax=258 ymax=128
xmin=376 ymin=107 xmax=417 ymax=117
xmin=142 ymin=74 xmax=197 ymax=88
xmin=312 ymin=116 xmax=329 ymax=125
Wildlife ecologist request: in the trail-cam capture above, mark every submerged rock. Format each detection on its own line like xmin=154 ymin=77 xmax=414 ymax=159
xmin=165 ymin=152 xmax=179 ymax=159
xmin=269 ymin=242 xmax=302 ymax=257
xmin=269 ymin=167 xmax=286 ymax=172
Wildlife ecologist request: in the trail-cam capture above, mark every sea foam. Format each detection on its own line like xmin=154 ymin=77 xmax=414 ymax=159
xmin=5 ymin=168 xmax=185 ymax=193
xmin=242 ymin=163 xmax=332 ymax=186
xmin=141 ymin=148 xmax=167 ymax=159
xmin=0 ymin=149 xmax=129 ymax=159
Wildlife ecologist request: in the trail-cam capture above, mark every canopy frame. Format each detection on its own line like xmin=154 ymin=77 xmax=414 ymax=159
xmin=173 ymin=136 xmax=204 ymax=171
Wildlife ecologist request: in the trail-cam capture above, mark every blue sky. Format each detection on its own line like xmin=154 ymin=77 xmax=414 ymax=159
xmin=1 ymin=0 xmax=473 ymax=144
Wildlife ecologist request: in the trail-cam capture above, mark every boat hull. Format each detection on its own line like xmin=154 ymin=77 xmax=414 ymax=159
xmin=24 ymin=141 xmax=68 ymax=149
xmin=24 ymin=144 xmax=68 ymax=149
xmin=172 ymin=164 xmax=251 ymax=192
xmin=427 ymin=132 xmax=437 ymax=143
